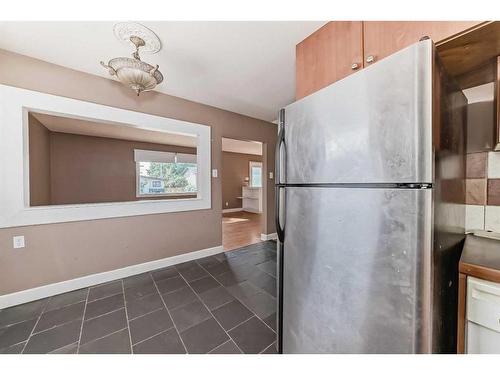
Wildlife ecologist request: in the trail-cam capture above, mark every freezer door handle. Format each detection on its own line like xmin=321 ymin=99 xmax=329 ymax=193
xmin=276 ymin=186 xmax=285 ymax=242
xmin=275 ymin=108 xmax=286 ymax=242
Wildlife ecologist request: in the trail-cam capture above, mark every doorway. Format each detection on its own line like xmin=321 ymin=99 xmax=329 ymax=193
xmin=221 ymin=137 xmax=264 ymax=251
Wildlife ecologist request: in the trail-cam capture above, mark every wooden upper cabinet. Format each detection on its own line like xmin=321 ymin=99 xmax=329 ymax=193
xmin=363 ymin=21 xmax=482 ymax=66
xmin=296 ymin=21 xmax=484 ymax=99
xmin=296 ymin=21 xmax=363 ymax=100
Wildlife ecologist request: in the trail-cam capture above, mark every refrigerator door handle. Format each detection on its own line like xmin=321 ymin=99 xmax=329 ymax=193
xmin=275 ymin=108 xmax=286 ymax=354
xmin=275 ymin=187 xmax=285 ymax=243
xmin=275 ymin=108 xmax=286 ymax=242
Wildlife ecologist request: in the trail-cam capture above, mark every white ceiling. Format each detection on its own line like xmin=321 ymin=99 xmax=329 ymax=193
xmin=31 ymin=112 xmax=197 ymax=148
xmin=222 ymin=137 xmax=262 ymax=155
xmin=0 ymin=21 xmax=325 ymax=122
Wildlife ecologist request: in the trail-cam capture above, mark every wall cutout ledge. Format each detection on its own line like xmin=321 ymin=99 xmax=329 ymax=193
xmin=0 ymin=84 xmax=212 ymax=228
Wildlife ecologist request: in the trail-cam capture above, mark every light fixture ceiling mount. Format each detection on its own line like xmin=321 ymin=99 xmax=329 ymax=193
xmin=113 ymin=22 xmax=162 ymax=54
xmin=100 ymin=22 xmax=164 ymax=96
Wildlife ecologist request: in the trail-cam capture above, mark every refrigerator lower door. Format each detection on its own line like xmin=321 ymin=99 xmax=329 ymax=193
xmin=282 ymin=187 xmax=433 ymax=353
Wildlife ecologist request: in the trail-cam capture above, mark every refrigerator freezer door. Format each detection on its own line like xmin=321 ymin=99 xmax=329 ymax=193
xmin=282 ymin=187 xmax=433 ymax=353
xmin=284 ymin=40 xmax=433 ymax=184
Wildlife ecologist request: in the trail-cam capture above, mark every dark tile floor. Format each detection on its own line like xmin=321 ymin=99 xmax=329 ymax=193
xmin=0 ymin=241 xmax=278 ymax=354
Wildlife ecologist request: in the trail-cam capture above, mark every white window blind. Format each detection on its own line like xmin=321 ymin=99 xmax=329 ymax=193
xmin=134 ymin=149 xmax=196 ymax=163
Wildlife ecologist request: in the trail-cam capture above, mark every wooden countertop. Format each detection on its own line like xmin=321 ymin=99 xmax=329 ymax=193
xmin=460 ymin=234 xmax=500 ymax=283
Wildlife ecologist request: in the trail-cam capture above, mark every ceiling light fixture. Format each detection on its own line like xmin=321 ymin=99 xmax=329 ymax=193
xmin=100 ymin=22 xmax=164 ymax=96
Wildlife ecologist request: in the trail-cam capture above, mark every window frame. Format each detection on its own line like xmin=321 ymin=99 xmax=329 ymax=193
xmin=249 ymin=161 xmax=263 ymax=188
xmin=135 ymin=150 xmax=198 ymax=198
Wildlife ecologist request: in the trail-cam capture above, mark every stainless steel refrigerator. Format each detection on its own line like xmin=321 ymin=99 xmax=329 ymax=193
xmin=275 ymin=39 xmax=467 ymax=354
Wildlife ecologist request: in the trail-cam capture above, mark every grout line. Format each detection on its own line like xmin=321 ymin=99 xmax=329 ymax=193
xmin=173 ymin=315 xmax=213 ymax=335
xmin=207 ymin=339 xmax=231 ymax=354
xmin=76 ymin=288 xmax=90 ymax=354
xmin=151 ymin=272 xmax=189 ymax=354
xmin=83 ymin=305 xmax=125 ymax=323
xmin=44 ymin=296 xmax=88 ymax=313
xmin=87 ymin=291 xmax=123 ymax=304
xmin=180 ymin=272 xmax=212 ymax=284
xmin=177 ymin=267 xmax=246 ymax=354
xmin=209 ymin=297 xmax=237 ymax=312
xmin=257 ymin=265 xmax=277 ymax=279
xmin=151 ymin=275 xmax=180 ymax=286
xmin=0 ymin=311 xmax=50 ymax=330
xmin=121 ymin=280 xmax=134 ymax=354
xmin=20 ymin=297 xmax=50 ymax=354
xmin=161 ymin=282 xmax=231 ymax=316
xmin=230 ymin=339 xmax=243 ymax=354
xmin=48 ymin=341 xmax=79 ymax=354
xmin=131 ymin=326 xmax=176 ymax=347
xmin=151 ymin=272 xmax=181 ymax=284
xmin=23 ymin=307 xmax=130 ymax=352
xmin=79 ymin=327 xmax=129 ymax=350
xmin=0 ymin=317 xmax=33 ymax=329
xmin=1 ymin=340 xmax=27 ymax=352
xmin=127 ymin=306 xmax=164 ymax=322
xmin=122 ymin=287 xmax=160 ymax=304
xmin=197 ymin=250 xmax=277 ymax=334
xmin=29 ymin=315 xmax=84 ymax=336
xmin=259 ymin=341 xmax=277 ymax=354
xmin=89 ymin=279 xmax=122 ymax=289
xmin=226 ymin=315 xmax=255 ymax=333
xmin=233 ymin=295 xmax=276 ymax=334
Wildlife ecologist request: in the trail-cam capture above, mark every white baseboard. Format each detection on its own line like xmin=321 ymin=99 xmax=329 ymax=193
xmin=222 ymin=208 xmax=243 ymax=213
xmin=244 ymin=208 xmax=262 ymax=214
xmin=0 ymin=245 xmax=223 ymax=309
xmin=261 ymin=232 xmax=278 ymax=241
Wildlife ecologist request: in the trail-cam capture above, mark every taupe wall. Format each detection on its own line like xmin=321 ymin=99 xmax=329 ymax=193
xmin=51 ymin=132 xmax=196 ymax=204
xmin=28 ymin=115 xmax=52 ymax=206
xmin=29 ymin=118 xmax=196 ymax=205
xmin=222 ymin=151 xmax=262 ymax=209
xmin=0 ymin=49 xmax=277 ymax=295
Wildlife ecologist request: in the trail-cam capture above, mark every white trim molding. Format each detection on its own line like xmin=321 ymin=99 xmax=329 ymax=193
xmin=244 ymin=207 xmax=261 ymax=214
xmin=261 ymin=232 xmax=277 ymax=241
xmin=222 ymin=208 xmax=243 ymax=213
xmin=0 ymin=84 xmax=212 ymax=228
xmin=0 ymin=245 xmax=223 ymax=309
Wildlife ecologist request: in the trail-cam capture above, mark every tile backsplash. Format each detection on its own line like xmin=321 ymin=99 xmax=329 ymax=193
xmin=465 ymin=151 xmax=500 ymax=232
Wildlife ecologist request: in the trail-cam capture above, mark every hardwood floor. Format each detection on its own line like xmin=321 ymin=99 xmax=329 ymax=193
xmin=222 ymin=211 xmax=263 ymax=251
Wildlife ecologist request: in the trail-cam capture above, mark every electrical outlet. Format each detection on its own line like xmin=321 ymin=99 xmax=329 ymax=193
xmin=13 ymin=236 xmax=25 ymax=249
xmin=212 ymin=169 xmax=218 ymax=178
xmin=269 ymin=172 xmax=274 ymax=179
xmin=225 ymin=202 xmax=229 ymax=206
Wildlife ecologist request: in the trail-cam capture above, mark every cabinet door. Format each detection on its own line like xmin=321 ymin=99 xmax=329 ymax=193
xmin=296 ymin=21 xmax=363 ymax=100
xmin=363 ymin=21 xmax=481 ymax=66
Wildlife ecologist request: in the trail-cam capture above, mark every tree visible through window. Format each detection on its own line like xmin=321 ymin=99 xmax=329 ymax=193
xmin=135 ymin=150 xmax=197 ymax=197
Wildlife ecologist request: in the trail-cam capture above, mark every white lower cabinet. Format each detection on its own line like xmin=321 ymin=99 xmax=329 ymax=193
xmin=242 ymin=186 xmax=262 ymax=213
xmin=466 ymin=277 xmax=500 ymax=353
xmin=467 ymin=322 xmax=500 ymax=353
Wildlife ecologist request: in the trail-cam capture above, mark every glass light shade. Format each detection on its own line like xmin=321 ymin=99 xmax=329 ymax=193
xmin=106 ymin=57 xmax=163 ymax=96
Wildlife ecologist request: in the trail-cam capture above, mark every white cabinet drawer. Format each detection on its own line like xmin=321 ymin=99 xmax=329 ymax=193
xmin=467 ymin=277 xmax=500 ymax=333
xmin=467 ymin=321 xmax=500 ymax=353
